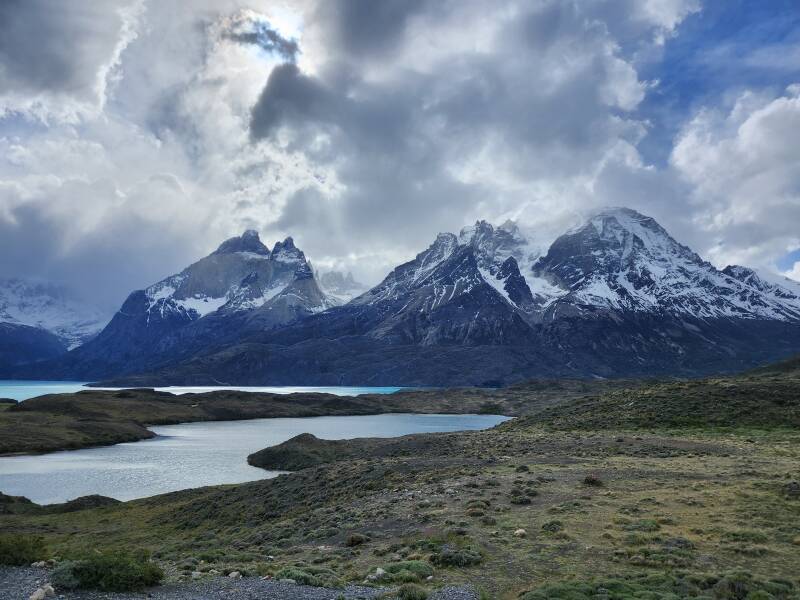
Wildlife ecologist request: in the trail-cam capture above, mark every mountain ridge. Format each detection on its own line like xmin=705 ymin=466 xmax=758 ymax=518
xmin=10 ymin=231 xmax=336 ymax=379
xmin=7 ymin=208 xmax=800 ymax=385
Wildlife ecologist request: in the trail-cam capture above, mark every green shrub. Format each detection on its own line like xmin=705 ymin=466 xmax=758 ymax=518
xmin=275 ymin=565 xmax=341 ymax=587
xmin=51 ymin=561 xmax=81 ymax=590
xmin=583 ymin=473 xmax=603 ymax=487
xmin=397 ymin=583 xmax=428 ymax=600
xmin=431 ymin=545 xmax=482 ymax=567
xmin=51 ymin=551 xmax=162 ymax=592
xmin=0 ymin=534 xmax=47 ymax=566
xmin=541 ymin=520 xmax=564 ymax=533
xmin=624 ymin=519 xmax=660 ymax=532
xmin=276 ymin=567 xmax=321 ymax=586
xmin=723 ymin=529 xmax=768 ymax=543
xmin=346 ymin=533 xmax=369 ymax=547
xmin=373 ymin=560 xmax=434 ymax=583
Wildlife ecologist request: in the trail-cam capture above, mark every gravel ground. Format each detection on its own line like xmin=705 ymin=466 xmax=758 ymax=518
xmin=1 ymin=567 xmax=478 ymax=600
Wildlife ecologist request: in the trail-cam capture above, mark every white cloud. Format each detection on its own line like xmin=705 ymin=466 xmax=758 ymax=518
xmin=670 ymin=84 xmax=800 ymax=269
xmin=0 ymin=0 xmax=793 ymax=308
xmin=786 ymin=262 xmax=800 ymax=282
xmin=0 ymin=0 xmax=145 ymax=122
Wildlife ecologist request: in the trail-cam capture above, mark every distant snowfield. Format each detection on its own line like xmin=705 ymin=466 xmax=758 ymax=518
xmin=0 ymin=380 xmax=407 ymax=402
xmin=0 ymin=279 xmax=109 ymax=349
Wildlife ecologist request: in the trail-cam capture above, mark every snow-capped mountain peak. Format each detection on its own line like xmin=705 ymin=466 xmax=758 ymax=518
xmin=143 ymin=230 xmax=332 ymax=320
xmin=530 ymin=207 xmax=800 ymax=321
xmin=271 ymin=236 xmax=306 ymax=264
xmin=356 ymin=208 xmax=800 ymax=325
xmin=213 ymin=229 xmax=270 ymax=256
xmin=456 ymin=219 xmax=561 ymax=309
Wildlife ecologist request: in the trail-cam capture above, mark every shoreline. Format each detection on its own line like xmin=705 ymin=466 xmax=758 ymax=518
xmin=0 ymin=386 xmax=528 ymax=457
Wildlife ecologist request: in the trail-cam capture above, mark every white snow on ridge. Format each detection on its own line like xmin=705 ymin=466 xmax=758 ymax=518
xmin=447 ymin=209 xmax=800 ymax=322
xmin=175 ymin=295 xmax=229 ymax=317
xmin=478 ymin=266 xmax=514 ymax=306
xmin=552 ymin=208 xmax=800 ymax=321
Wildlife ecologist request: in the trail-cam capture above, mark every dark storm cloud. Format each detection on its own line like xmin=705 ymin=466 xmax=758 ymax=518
xmin=223 ymin=21 xmax=299 ymax=62
xmin=247 ymin=0 xmax=648 ymax=264
xmin=249 ymin=63 xmax=334 ymax=141
xmin=313 ymin=0 xmax=431 ymax=56
xmin=0 ymin=183 xmax=206 ymax=311
xmin=0 ymin=0 xmax=126 ymax=97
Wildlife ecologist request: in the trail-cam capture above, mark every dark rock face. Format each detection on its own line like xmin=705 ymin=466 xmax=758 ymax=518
xmin=99 ymin=316 xmax=800 ymax=387
xmin=213 ymin=229 xmax=271 ymax=255
xmin=0 ymin=322 xmax=66 ymax=366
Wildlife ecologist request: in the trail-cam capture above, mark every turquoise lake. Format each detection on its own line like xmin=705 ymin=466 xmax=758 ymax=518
xmin=0 ymin=413 xmax=510 ymax=504
xmin=0 ymin=380 xmax=406 ymax=401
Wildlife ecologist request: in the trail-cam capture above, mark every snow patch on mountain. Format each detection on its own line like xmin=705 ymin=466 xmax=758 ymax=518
xmin=478 ymin=266 xmax=514 ymax=306
xmin=0 ymin=278 xmax=109 ymax=349
xmin=458 ymin=219 xmax=565 ymax=309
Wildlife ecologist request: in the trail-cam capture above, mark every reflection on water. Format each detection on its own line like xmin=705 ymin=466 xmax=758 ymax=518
xmin=0 ymin=413 xmax=509 ymax=504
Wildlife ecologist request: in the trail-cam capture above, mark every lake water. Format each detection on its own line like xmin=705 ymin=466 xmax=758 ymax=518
xmin=0 ymin=380 xmax=406 ymax=402
xmin=0 ymin=413 xmax=509 ymax=505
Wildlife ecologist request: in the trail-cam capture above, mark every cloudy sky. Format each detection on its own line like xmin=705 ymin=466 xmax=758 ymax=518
xmin=1 ymin=0 xmax=799 ymax=310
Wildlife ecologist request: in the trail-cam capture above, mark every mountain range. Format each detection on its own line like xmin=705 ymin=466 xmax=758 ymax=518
xmin=5 ymin=208 xmax=800 ymax=386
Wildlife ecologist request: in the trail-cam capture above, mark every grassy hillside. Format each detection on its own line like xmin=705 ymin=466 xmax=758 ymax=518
xmin=529 ymin=373 xmax=800 ymax=430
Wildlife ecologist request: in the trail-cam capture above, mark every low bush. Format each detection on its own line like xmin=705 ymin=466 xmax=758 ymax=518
xmin=510 ymin=495 xmax=532 ymax=505
xmin=397 ymin=583 xmax=428 ymax=600
xmin=0 ymin=534 xmax=47 ymax=566
xmin=541 ymin=520 xmax=564 ymax=533
xmin=723 ymin=529 xmax=768 ymax=543
xmin=431 ymin=545 xmax=482 ymax=568
xmin=346 ymin=533 xmax=369 ymax=547
xmin=50 ymin=551 xmax=162 ymax=592
xmin=275 ymin=565 xmax=341 ymax=587
xmin=51 ymin=561 xmax=81 ymax=590
xmin=375 ymin=560 xmax=434 ymax=584
xmin=583 ymin=473 xmax=603 ymax=487
xmin=623 ymin=519 xmax=660 ymax=532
